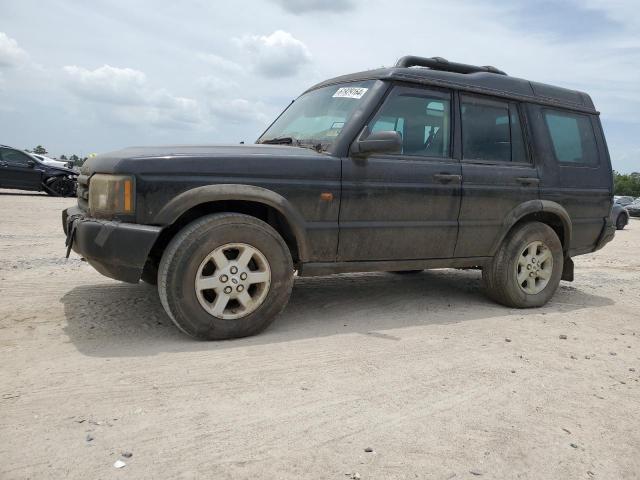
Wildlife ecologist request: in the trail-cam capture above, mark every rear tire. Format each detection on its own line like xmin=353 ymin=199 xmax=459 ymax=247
xmin=482 ymin=222 xmax=563 ymax=308
xmin=158 ymin=213 xmax=294 ymax=340
xmin=616 ymin=213 xmax=628 ymax=230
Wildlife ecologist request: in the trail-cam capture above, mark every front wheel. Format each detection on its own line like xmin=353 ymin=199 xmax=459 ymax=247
xmin=482 ymin=221 xmax=563 ymax=308
xmin=158 ymin=213 xmax=294 ymax=340
xmin=45 ymin=177 xmax=77 ymax=197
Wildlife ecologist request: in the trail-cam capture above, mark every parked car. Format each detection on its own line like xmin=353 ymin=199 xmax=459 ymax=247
xmin=626 ymin=199 xmax=640 ymax=217
xmin=62 ymin=55 xmax=615 ymax=340
xmin=614 ymin=195 xmax=635 ymax=207
xmin=31 ymin=154 xmax=71 ymax=169
xmin=611 ymin=203 xmax=630 ymax=230
xmin=0 ymin=145 xmax=78 ymax=196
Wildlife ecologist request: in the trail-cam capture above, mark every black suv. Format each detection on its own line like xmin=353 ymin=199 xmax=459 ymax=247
xmin=0 ymin=145 xmax=78 ymax=196
xmin=62 ymin=56 xmax=615 ymax=340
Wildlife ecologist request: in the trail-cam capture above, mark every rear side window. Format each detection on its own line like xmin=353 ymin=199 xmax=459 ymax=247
xmin=461 ymin=96 xmax=528 ymax=163
xmin=543 ymin=110 xmax=598 ymax=165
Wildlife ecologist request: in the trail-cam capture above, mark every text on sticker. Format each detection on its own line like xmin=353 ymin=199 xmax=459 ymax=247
xmin=333 ymin=87 xmax=368 ymax=99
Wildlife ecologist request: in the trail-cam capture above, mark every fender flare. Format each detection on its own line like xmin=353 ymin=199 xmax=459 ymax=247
xmin=154 ymin=184 xmax=309 ymax=262
xmin=490 ymin=200 xmax=572 ymax=256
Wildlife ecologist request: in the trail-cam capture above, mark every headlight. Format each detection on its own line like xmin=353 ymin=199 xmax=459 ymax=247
xmin=88 ymin=174 xmax=135 ymax=218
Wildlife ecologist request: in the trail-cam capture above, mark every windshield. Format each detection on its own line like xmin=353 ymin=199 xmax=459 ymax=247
xmin=258 ymin=80 xmax=375 ymax=151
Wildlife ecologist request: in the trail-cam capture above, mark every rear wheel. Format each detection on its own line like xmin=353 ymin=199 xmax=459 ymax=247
xmin=616 ymin=213 xmax=628 ymax=230
xmin=482 ymin=222 xmax=563 ymax=308
xmin=158 ymin=213 xmax=294 ymax=340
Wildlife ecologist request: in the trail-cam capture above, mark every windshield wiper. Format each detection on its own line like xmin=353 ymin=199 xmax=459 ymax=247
xmin=260 ymin=137 xmax=325 ymax=152
xmin=260 ymin=137 xmax=293 ymax=145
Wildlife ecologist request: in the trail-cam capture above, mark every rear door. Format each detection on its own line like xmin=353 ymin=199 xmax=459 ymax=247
xmin=530 ymin=106 xmax=612 ymax=253
xmin=454 ymin=94 xmax=539 ymax=257
xmin=338 ymin=84 xmax=461 ymax=261
xmin=0 ymin=148 xmax=42 ymax=190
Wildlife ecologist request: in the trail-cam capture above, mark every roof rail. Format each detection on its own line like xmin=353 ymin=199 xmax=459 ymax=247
xmin=395 ymin=56 xmax=507 ymax=76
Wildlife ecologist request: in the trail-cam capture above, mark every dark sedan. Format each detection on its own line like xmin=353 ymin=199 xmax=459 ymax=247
xmin=0 ymin=145 xmax=77 ymax=196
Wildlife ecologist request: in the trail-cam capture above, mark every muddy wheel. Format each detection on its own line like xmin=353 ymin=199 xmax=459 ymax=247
xmin=158 ymin=213 xmax=294 ymax=340
xmin=482 ymin=221 xmax=563 ymax=308
xmin=616 ymin=213 xmax=628 ymax=230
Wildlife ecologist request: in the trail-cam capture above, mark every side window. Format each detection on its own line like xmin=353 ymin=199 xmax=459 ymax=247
xmin=543 ymin=110 xmax=598 ymax=165
xmin=1 ymin=148 xmax=31 ymax=166
xmin=461 ymin=96 xmax=528 ymax=163
xmin=369 ymin=88 xmax=451 ymax=158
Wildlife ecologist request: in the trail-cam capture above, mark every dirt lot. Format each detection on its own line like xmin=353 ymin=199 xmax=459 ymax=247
xmin=0 ymin=190 xmax=639 ymax=480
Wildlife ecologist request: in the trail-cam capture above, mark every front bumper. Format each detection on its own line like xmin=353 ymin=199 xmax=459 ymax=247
xmin=63 ymin=206 xmax=162 ymax=283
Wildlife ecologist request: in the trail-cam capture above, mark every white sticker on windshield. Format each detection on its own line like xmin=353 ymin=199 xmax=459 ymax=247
xmin=333 ymin=87 xmax=368 ymax=99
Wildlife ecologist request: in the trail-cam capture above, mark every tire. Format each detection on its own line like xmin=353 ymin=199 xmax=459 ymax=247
xmin=616 ymin=213 xmax=628 ymax=230
xmin=158 ymin=213 xmax=294 ymax=340
xmin=45 ymin=177 xmax=76 ymax=197
xmin=482 ymin=221 xmax=563 ymax=308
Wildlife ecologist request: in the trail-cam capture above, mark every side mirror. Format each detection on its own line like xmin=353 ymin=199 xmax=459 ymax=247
xmin=26 ymin=160 xmax=36 ymax=168
xmin=351 ymin=127 xmax=402 ymax=156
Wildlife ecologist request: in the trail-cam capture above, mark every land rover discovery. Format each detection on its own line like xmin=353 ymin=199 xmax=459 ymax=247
xmin=62 ymin=56 xmax=615 ymax=340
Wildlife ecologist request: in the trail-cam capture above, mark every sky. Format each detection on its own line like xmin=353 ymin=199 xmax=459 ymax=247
xmin=0 ymin=0 xmax=638 ymax=172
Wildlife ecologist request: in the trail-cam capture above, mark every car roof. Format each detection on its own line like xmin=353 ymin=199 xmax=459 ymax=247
xmin=306 ymin=56 xmax=597 ymax=114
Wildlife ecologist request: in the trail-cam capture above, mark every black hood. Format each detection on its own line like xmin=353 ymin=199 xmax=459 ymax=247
xmin=81 ymin=144 xmax=327 ymax=176
xmin=38 ymin=162 xmax=77 ymax=175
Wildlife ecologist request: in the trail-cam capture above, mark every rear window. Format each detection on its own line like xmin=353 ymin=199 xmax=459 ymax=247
xmin=461 ymin=96 xmax=528 ymax=163
xmin=544 ymin=110 xmax=598 ymax=166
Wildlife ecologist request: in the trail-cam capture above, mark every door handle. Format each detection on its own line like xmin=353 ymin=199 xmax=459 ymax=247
xmin=516 ymin=177 xmax=540 ymax=186
xmin=433 ymin=173 xmax=462 ymax=184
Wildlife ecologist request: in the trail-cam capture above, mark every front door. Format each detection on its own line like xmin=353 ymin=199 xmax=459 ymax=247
xmin=0 ymin=148 xmax=42 ymax=190
xmin=454 ymin=94 xmax=539 ymax=257
xmin=338 ymin=85 xmax=461 ymax=261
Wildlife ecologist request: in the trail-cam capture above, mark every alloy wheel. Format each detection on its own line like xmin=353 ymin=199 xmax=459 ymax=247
xmin=515 ymin=240 xmax=553 ymax=295
xmin=195 ymin=243 xmax=271 ymax=320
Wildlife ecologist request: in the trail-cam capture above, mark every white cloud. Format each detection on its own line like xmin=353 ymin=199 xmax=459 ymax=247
xmin=208 ymin=98 xmax=271 ymax=125
xmin=234 ymin=30 xmax=311 ymax=78
xmin=272 ymin=0 xmax=355 ymax=14
xmin=197 ymin=53 xmax=244 ymax=74
xmin=197 ymin=75 xmax=237 ymax=94
xmin=63 ymin=64 xmax=147 ymax=105
xmin=63 ymin=64 xmax=202 ymax=126
xmin=0 ymin=32 xmax=29 ymax=69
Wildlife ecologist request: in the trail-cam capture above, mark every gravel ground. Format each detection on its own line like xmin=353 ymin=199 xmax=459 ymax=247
xmin=1 ymin=189 xmax=639 ymax=480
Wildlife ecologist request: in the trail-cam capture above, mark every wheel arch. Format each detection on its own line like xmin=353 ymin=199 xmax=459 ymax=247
xmin=148 ymin=185 xmax=309 ymax=269
xmin=490 ymin=200 xmax=572 ymax=256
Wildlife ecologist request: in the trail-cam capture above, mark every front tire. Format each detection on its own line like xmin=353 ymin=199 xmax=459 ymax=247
xmin=482 ymin=222 xmax=563 ymax=308
xmin=45 ymin=177 xmax=76 ymax=197
xmin=158 ymin=213 xmax=294 ymax=340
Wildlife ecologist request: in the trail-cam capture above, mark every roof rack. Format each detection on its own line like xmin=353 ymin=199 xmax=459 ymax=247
xmin=395 ymin=56 xmax=507 ymax=76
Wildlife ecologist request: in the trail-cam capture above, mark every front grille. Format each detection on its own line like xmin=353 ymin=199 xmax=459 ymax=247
xmin=77 ymin=174 xmax=89 ymax=211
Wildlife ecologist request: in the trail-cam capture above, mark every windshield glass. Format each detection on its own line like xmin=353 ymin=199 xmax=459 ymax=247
xmin=258 ymin=80 xmax=375 ymax=151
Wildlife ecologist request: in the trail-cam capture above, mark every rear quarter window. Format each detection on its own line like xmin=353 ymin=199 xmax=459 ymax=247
xmin=543 ymin=110 xmax=599 ymax=166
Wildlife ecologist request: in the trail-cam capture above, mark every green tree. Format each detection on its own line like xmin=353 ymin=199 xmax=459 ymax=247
xmin=60 ymin=154 xmax=68 ymax=160
xmin=613 ymin=171 xmax=640 ymax=197
xmin=32 ymin=145 xmax=47 ymax=155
